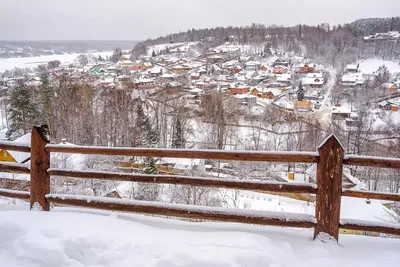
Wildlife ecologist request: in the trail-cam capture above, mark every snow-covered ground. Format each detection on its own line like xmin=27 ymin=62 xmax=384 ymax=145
xmin=0 ymin=51 xmax=113 ymax=73
xmin=358 ymin=59 xmax=400 ymax=74
xmin=1 ymin=203 xmax=399 ymax=267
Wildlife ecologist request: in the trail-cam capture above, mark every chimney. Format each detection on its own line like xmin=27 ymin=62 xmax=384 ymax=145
xmin=61 ymin=138 xmax=67 ymax=144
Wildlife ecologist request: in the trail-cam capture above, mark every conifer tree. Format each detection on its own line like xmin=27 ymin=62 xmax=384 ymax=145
xmin=172 ymin=116 xmax=185 ymax=148
xmin=39 ymin=73 xmax=54 ymax=136
xmin=8 ymin=84 xmax=40 ymax=137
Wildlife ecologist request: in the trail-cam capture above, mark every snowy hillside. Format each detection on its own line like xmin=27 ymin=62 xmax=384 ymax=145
xmin=1 ymin=204 xmax=399 ymax=267
xmin=358 ymin=59 xmax=400 ymax=74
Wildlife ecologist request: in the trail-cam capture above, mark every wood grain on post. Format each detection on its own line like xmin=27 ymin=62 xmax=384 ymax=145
xmin=314 ymin=135 xmax=344 ymax=242
xmin=30 ymin=125 xmax=50 ymax=211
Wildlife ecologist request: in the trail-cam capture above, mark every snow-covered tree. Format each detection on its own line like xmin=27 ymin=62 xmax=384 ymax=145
xmin=7 ymin=84 xmax=40 ymax=137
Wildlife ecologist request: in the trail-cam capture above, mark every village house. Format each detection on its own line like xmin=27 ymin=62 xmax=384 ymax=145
xmin=150 ymin=66 xmax=163 ymax=77
xmin=299 ymin=63 xmax=315 ymax=73
xmin=0 ymin=133 xmax=31 ymax=164
xmin=165 ymin=81 xmax=181 ymax=94
xmin=190 ymin=72 xmax=200 ymax=80
xmin=332 ymin=106 xmax=352 ymax=120
xmin=381 ymin=82 xmax=398 ymax=94
xmin=120 ymin=59 xmax=134 ymax=69
xmin=345 ymin=64 xmax=360 ymax=73
xmin=244 ymin=61 xmax=261 ymax=71
xmin=301 ymin=73 xmax=324 ymax=89
xmin=234 ymin=93 xmax=257 ymax=106
xmin=229 ymin=83 xmax=250 ymax=94
xmin=142 ymin=62 xmax=153 ymax=70
xmin=135 ymin=77 xmax=155 ymax=89
xmin=172 ymin=64 xmax=191 ymax=73
xmin=207 ymin=54 xmax=224 ymax=64
xmin=379 ymin=101 xmax=399 ymax=112
xmin=272 ymin=57 xmax=289 ymax=67
xmin=273 ymin=65 xmax=289 ymax=74
xmin=295 ymin=100 xmax=312 ymax=112
xmin=233 ymin=65 xmax=243 ymax=73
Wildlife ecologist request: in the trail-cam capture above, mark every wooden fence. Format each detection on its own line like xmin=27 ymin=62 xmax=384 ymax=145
xmin=0 ymin=125 xmax=400 ymax=241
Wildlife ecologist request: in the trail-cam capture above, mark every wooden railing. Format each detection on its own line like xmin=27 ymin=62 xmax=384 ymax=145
xmin=0 ymin=125 xmax=399 ymax=241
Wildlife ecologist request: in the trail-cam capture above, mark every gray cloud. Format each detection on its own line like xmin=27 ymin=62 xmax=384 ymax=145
xmin=0 ymin=0 xmax=399 ymax=40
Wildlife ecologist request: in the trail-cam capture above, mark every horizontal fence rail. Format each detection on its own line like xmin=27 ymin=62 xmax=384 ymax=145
xmin=46 ymin=144 xmax=319 ymax=163
xmin=48 ymin=168 xmax=318 ymax=194
xmin=0 ymin=162 xmax=30 ymax=173
xmin=46 ymin=194 xmax=317 ymax=228
xmin=0 ymin=140 xmax=31 ymax=153
xmin=340 ymin=219 xmax=400 ymax=236
xmin=0 ymin=188 xmax=30 ymax=200
xmin=1 ymin=127 xmax=400 ymax=242
xmin=342 ymin=189 xmax=400 ymax=202
xmin=344 ymin=155 xmax=400 ymax=169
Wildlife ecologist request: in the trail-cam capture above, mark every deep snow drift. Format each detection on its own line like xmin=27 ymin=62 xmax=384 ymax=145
xmin=0 ymin=204 xmax=399 ymax=267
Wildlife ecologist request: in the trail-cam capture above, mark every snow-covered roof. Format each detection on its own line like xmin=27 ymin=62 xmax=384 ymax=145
xmin=346 ymin=64 xmax=359 ymax=70
xmin=8 ymin=133 xmax=31 ymax=163
xmin=301 ymin=77 xmax=324 ymax=85
xmin=188 ymin=88 xmax=204 ymax=93
xmin=332 ymin=106 xmax=351 ymax=114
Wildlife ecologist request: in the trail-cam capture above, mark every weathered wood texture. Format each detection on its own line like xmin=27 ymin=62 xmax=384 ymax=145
xmin=0 ymin=162 xmax=30 ymax=173
xmin=30 ymin=125 xmax=50 ymax=211
xmin=340 ymin=221 xmax=400 ymax=236
xmin=314 ymin=135 xmax=344 ymax=242
xmin=0 ymin=188 xmax=30 ymax=199
xmin=0 ymin=141 xmax=31 ymax=153
xmin=45 ymin=145 xmax=318 ymax=163
xmin=48 ymin=169 xmax=318 ymax=194
xmin=342 ymin=190 xmax=400 ymax=202
xmin=46 ymin=194 xmax=316 ymax=228
xmin=344 ymin=155 xmax=400 ymax=169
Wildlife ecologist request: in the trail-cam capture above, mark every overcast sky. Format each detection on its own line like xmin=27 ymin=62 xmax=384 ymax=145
xmin=1 ymin=0 xmax=399 ymax=40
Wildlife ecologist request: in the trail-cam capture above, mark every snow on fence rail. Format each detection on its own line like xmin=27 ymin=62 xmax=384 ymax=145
xmin=46 ymin=194 xmax=317 ymax=228
xmin=344 ymin=155 xmax=400 ymax=169
xmin=0 ymin=140 xmax=31 ymax=153
xmin=47 ymin=168 xmax=318 ymax=194
xmin=45 ymin=144 xmax=319 ymax=163
xmin=1 ymin=125 xmax=400 ymax=241
xmin=0 ymin=162 xmax=30 ymax=173
xmin=0 ymin=188 xmax=30 ymax=199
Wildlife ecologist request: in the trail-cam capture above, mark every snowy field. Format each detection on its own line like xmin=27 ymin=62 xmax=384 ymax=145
xmin=0 ymin=203 xmax=399 ymax=267
xmin=358 ymin=59 xmax=400 ymax=74
xmin=0 ymin=51 xmax=113 ymax=73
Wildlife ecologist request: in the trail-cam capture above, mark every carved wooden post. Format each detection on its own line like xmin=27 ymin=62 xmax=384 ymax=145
xmin=314 ymin=134 xmax=344 ymax=242
xmin=30 ymin=125 xmax=50 ymax=211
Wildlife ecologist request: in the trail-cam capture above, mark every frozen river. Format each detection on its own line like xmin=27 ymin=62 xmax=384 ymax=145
xmin=0 ymin=51 xmax=113 ymax=73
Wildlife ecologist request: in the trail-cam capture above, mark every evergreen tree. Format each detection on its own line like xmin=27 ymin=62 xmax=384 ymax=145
xmin=39 ymin=73 xmax=54 ymax=136
xmin=111 ymin=48 xmax=123 ymax=63
xmin=297 ymin=82 xmax=305 ymax=101
xmin=151 ymin=50 xmax=156 ymax=57
xmin=8 ymin=84 xmax=40 ymax=137
xmin=172 ymin=116 xmax=185 ymax=148
xmin=143 ymin=156 xmax=157 ymax=174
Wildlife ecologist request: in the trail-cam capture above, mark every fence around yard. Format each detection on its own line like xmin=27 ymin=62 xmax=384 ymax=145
xmin=0 ymin=125 xmax=399 ymax=241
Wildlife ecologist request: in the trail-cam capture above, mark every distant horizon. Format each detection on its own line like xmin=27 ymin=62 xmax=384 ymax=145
xmin=0 ymin=16 xmax=397 ymax=42
xmin=1 ymin=0 xmax=399 ymax=41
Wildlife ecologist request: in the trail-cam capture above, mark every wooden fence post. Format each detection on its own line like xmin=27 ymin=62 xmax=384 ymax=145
xmin=314 ymin=134 xmax=344 ymax=242
xmin=30 ymin=125 xmax=50 ymax=211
